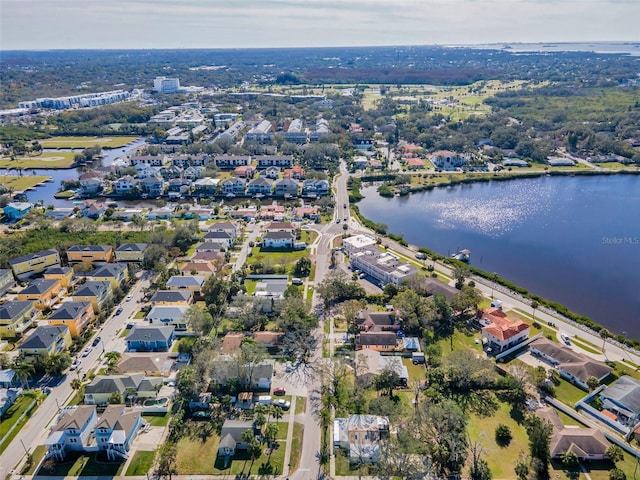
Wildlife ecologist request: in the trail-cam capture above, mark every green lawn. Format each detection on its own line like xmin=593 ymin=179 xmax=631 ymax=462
xmin=276 ymin=421 xmax=289 ymax=440
xmin=0 ymin=175 xmax=51 ymax=191
xmin=40 ymin=135 xmax=139 ymax=149
xmin=212 ymin=440 xmax=286 ymax=476
xmin=467 ymin=401 xmax=529 ymax=479
xmin=0 ymin=152 xmax=77 ymax=168
xmin=21 ymin=445 xmax=46 ymax=475
xmin=176 ymin=432 xmax=220 ymax=474
xmin=0 ymin=394 xmax=38 ymax=453
xmin=289 ymin=422 xmax=304 ymax=472
xmin=142 ymin=412 xmax=170 ymax=427
xmin=402 ymin=358 xmax=427 ymax=383
xmin=553 ymin=378 xmax=588 ymax=406
xmin=294 ymin=396 xmax=306 ymax=414
xmin=125 ymin=450 xmax=156 ymax=476
xmin=37 ymin=452 xmax=124 ymax=476
xmin=248 ymin=246 xmax=310 ymax=269
xmin=134 ymin=310 xmax=146 ymax=319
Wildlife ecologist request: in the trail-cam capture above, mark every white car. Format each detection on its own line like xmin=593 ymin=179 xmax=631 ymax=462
xmin=82 ymin=347 xmax=92 ymax=357
xmin=70 ymin=359 xmax=81 ymax=371
xmin=273 ymin=399 xmax=291 ymax=410
xmin=126 ymin=295 xmax=133 ymax=301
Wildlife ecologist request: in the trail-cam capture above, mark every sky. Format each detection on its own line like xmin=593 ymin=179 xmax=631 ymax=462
xmin=1 ymin=0 xmax=639 ymax=51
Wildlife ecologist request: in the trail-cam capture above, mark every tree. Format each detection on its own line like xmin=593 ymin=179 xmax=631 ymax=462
xmin=293 ymin=257 xmax=312 ymax=277
xmin=451 ymin=285 xmax=482 ymax=314
xmin=600 ymin=328 xmax=610 ymax=354
xmin=609 ymin=468 xmax=627 ymax=480
xmin=316 ymin=270 xmax=365 ymax=308
xmin=586 ymin=375 xmax=600 ymax=390
xmin=373 ymin=364 xmax=402 ymax=397
xmin=495 ymin=424 xmax=512 ymax=446
xmin=531 ymin=300 xmax=540 ymax=322
xmin=526 ymin=415 xmax=553 ymax=476
xmin=514 ymin=453 xmax=530 ymax=480
xmin=606 ymin=444 xmax=624 ymax=466
xmin=43 ymin=352 xmax=72 ymax=376
xmin=562 ymin=450 xmax=579 ymax=470
xmin=108 ymin=391 xmax=123 ymax=404
xmin=12 ymin=360 xmax=35 ymax=388
xmin=391 ymin=289 xmax=437 ymax=333
xmin=264 ymin=421 xmax=278 ymax=448
xmin=156 ymin=442 xmax=177 ymax=480
xmin=183 ymin=304 xmax=214 ymax=336
xmin=176 ymin=365 xmax=201 ymax=401
xmin=105 ymin=350 xmax=121 ymax=372
xmin=71 ymin=378 xmax=82 ymax=391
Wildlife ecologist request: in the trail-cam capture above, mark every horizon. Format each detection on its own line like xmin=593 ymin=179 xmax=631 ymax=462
xmin=2 ymin=0 xmax=639 ymax=51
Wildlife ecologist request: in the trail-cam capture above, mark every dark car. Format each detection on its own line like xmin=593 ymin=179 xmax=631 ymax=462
xmin=92 ymin=336 xmax=102 ymax=347
xmin=273 ymin=387 xmax=286 ymax=396
xmin=115 ymin=307 xmax=123 ymax=315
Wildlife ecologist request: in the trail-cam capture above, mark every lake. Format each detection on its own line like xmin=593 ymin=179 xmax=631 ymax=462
xmin=358 ymin=174 xmax=640 ymax=338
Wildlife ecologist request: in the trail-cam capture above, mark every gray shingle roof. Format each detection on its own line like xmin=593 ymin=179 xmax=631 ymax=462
xmin=115 ymin=243 xmax=148 ymax=252
xmin=74 ymin=281 xmax=110 ymax=297
xmin=21 ymin=325 xmax=68 ymax=349
xmin=601 ymin=376 xmax=640 ymax=415
xmin=150 ymin=290 xmax=192 ymax=303
xmin=0 ymin=301 xmax=33 ymax=320
xmin=9 ymin=249 xmax=59 ymax=266
xmin=125 ymin=326 xmax=175 ymax=343
xmin=21 ymin=278 xmax=58 ymax=295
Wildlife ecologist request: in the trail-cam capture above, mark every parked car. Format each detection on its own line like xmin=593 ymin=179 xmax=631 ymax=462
xmin=291 ymin=278 xmax=303 ymax=286
xmin=70 ymin=359 xmax=81 ymax=371
xmin=126 ymin=295 xmax=133 ymax=301
xmin=273 ymin=399 xmax=291 ymax=410
xmin=192 ymin=411 xmax=211 ymax=419
xmin=115 ymin=307 xmax=123 ymax=315
xmin=92 ymin=336 xmax=102 ymax=347
xmin=82 ymin=346 xmax=92 ymax=357
xmin=273 ymin=387 xmax=286 ymax=396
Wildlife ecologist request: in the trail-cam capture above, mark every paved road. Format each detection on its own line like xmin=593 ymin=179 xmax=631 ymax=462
xmin=0 ymin=273 xmax=150 ymax=479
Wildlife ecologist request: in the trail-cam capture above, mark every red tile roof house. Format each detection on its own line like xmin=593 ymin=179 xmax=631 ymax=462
xmin=233 ymin=165 xmax=256 ymax=178
xmin=478 ymin=308 xmax=530 ymax=353
xmin=404 ymin=158 xmax=425 ymax=170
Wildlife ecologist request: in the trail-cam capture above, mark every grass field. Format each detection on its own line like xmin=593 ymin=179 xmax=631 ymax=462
xmin=176 ymin=432 xmax=220 ymax=474
xmin=0 ymin=152 xmax=76 ymax=168
xmin=0 ymin=175 xmax=51 ymax=191
xmin=0 ymin=395 xmax=37 ymax=453
xmin=37 ymin=452 xmax=124 ymax=477
xmin=142 ymin=412 xmax=170 ymax=427
xmin=21 ymin=445 xmax=46 ymax=475
xmin=125 ymin=450 xmax=156 ymax=476
xmin=40 ymin=136 xmax=139 ymax=149
xmin=289 ymin=422 xmax=304 ymax=472
xmin=294 ymin=396 xmax=306 ymax=415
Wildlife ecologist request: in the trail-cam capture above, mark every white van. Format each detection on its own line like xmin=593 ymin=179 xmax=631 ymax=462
xmin=257 ymin=395 xmax=272 ymax=406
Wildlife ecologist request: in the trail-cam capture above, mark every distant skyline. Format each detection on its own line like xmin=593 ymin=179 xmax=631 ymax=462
xmin=2 ymin=0 xmax=639 ymax=51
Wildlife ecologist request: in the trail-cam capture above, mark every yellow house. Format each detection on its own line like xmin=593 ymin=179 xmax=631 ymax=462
xmin=17 ymin=278 xmax=63 ymax=310
xmin=115 ymin=243 xmax=148 ymax=262
xmin=66 ymin=245 xmax=114 ymax=264
xmin=72 ymin=281 xmax=113 ymax=313
xmin=0 ymin=301 xmax=36 ymax=339
xmin=19 ymin=325 xmax=71 ymax=357
xmin=47 ymin=301 xmax=94 ymax=337
xmin=0 ymin=269 xmax=15 ymax=294
xmin=9 ymin=249 xmax=61 ymax=281
xmin=44 ymin=266 xmax=74 ymax=288
xmin=84 ymin=263 xmax=128 ymax=290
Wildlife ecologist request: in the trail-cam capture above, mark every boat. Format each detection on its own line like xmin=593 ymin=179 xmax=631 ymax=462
xmin=451 ymin=249 xmax=471 ymax=263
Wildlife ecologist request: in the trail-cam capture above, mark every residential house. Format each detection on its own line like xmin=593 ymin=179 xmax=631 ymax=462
xmin=353 ymin=156 xmax=368 ymax=170
xmin=115 ymin=243 xmax=148 ymax=263
xmin=309 ymin=117 xmax=330 ymax=141
xmin=84 ymin=263 xmax=128 ymax=289
xmin=126 ymin=326 xmax=175 ymax=352
xmin=547 ymin=157 xmax=575 ymax=167
xmin=44 ymin=266 xmax=74 ymax=288
xmin=146 ymin=306 xmax=189 ymax=331
xmin=149 ymin=290 xmax=193 ymax=306
xmin=333 ymin=415 xmax=389 ymax=463
xmin=47 ymin=301 xmax=94 ymax=337
xmin=263 ymin=166 xmax=281 ymax=179
xmin=356 ymin=309 xmax=399 ymax=333
xmin=258 ymin=204 xmax=285 ymax=221
xmin=19 ymin=325 xmax=71 ymax=358
xmin=430 ymin=150 xmax=466 ymax=171
xmin=44 ymin=208 xmax=75 ymax=221
xmin=139 ymin=176 xmax=165 ymax=198
xmin=0 ymin=387 xmax=20 ymax=416
xmin=420 ymin=277 xmax=459 ymax=301
xmin=171 ymin=154 xmax=209 ymax=168
xmin=45 ymin=406 xmax=98 ymax=461
xmin=73 ymin=281 xmax=112 ymax=313
xmin=354 ymin=139 xmax=374 ymax=151
xmin=292 ymin=206 xmax=319 ymax=221
xmin=18 ymin=278 xmax=63 ymax=310
xmin=368 ymin=159 xmax=383 ymax=169
xmin=265 ymin=221 xmax=297 ymax=236
xmin=166 ymin=276 xmax=205 ymax=294
xmin=0 ymin=269 xmax=15 ymax=296
xmin=0 ymin=301 xmax=36 ymax=339
xmin=253 ymin=277 xmax=289 ymax=300
xmin=193 ymin=177 xmax=220 ymax=196
xmin=247 ymin=177 xmax=273 ymax=196
xmin=214 ymin=155 xmax=251 ymax=169
xmin=9 ymin=249 xmax=61 ymax=280
xmin=283 ymin=166 xmax=305 ymax=179
xmin=203 ymin=230 xmax=234 ymax=248
xmin=350 ymin=247 xmax=418 ymax=286
xmin=274 ymin=178 xmax=299 ymax=197
xmin=67 ymin=245 xmax=114 ymax=264
xmin=355 ymin=331 xmax=399 ymax=351
xmin=81 ymin=201 xmax=106 ymax=219
xmin=262 ymin=231 xmax=295 ymax=249
xmin=135 ymin=164 xmax=162 ymax=180
xmin=84 ymin=373 xmax=163 ymax=405
xmin=257 ymin=155 xmax=294 ymax=169
xmin=210 ymin=359 xmax=275 ymax=391
xmin=478 ymin=308 xmax=530 ymax=353
xmin=282 ymin=118 xmax=307 ymax=144
xmin=233 ymin=165 xmax=256 ymax=179
xmin=244 ymin=121 xmax=274 ymax=143
xmin=117 ymin=353 xmax=174 ymax=376
xmin=529 ymin=337 xmax=612 ymax=390
xmin=218 ymin=419 xmax=256 ymax=460
xmin=181 ymin=262 xmax=216 ymax=275
xmin=111 ymin=208 xmax=144 ymax=222
xmin=302 ymin=179 xmax=330 ymax=197
xmin=79 ymin=172 xmax=103 ymax=195
xmin=182 ymin=165 xmax=203 ymax=180
xmin=356 ymin=350 xmax=408 ymax=386
xmin=112 ymin=176 xmax=139 ymax=196
xmin=0 ymin=369 xmax=18 ymax=389
xmin=536 ymin=407 xmax=610 ymax=461
xmin=94 ymin=405 xmax=143 ymax=460
xmin=599 ymin=376 xmax=640 ymax=425
xmin=207 ymin=221 xmax=238 ymax=241
xmin=220 ymin=177 xmax=246 ymax=196
xmin=191 ymin=251 xmax=224 ymax=264
xmin=129 ymin=155 xmax=168 ymax=167
xmin=405 ymin=157 xmax=424 ymax=170
xmin=195 ymin=242 xmax=223 ymax=252
xmin=251 ymin=331 xmax=284 ymax=351
xmin=4 ymin=202 xmax=32 ymax=220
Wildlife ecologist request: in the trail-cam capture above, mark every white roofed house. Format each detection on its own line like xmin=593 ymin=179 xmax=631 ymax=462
xmin=244 ymin=120 xmax=274 ymax=143
xmin=112 ymin=176 xmax=139 ymax=196
xmin=146 ymin=305 xmax=189 ymax=331
xmin=262 ymin=231 xmax=295 ymax=249
xmin=430 ymin=150 xmax=467 ymax=171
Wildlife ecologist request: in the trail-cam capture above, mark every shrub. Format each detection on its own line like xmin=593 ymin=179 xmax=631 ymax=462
xmin=495 ymin=424 xmax=512 ymax=446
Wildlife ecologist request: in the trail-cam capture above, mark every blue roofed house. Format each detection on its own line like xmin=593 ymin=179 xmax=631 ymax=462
xmin=94 ymin=404 xmax=143 ymax=460
xmin=126 ymin=326 xmax=175 ymax=352
xmin=4 ymin=202 xmax=32 ymax=220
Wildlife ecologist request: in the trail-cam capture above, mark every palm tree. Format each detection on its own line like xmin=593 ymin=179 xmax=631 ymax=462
xmin=490 ymin=272 xmax=499 ymax=298
xmin=12 ymin=360 xmax=35 ymax=389
xmin=71 ymin=378 xmax=82 ymax=391
xmin=105 ymin=351 xmax=121 ymax=372
xmin=531 ymin=301 xmax=539 ymax=322
xmin=600 ymin=329 xmax=610 ymax=355
xmin=270 ymin=405 xmax=284 ymax=424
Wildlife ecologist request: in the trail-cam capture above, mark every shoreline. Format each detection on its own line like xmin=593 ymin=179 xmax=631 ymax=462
xmin=350 ymin=170 xmax=640 ymax=348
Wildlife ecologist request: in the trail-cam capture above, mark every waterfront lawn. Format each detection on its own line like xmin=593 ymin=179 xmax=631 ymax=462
xmin=0 ymin=394 xmax=37 ymax=453
xmin=0 ymin=175 xmax=51 ymax=191
xmin=125 ymin=450 xmax=156 ymax=476
xmin=40 ymin=135 xmax=138 ymax=149
xmin=0 ymin=152 xmax=77 ymax=168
